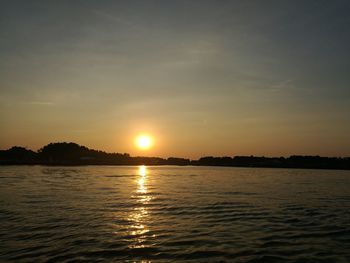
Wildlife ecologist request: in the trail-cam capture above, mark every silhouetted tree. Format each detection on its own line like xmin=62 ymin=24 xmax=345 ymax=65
xmin=1 ymin=142 xmax=349 ymax=169
xmin=0 ymin=146 xmax=37 ymax=164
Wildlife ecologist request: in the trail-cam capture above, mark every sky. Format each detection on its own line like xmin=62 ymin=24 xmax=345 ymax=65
xmin=1 ymin=0 xmax=350 ymax=158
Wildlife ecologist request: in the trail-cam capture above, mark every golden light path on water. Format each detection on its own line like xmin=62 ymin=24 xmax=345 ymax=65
xmin=127 ymin=165 xmax=154 ymax=249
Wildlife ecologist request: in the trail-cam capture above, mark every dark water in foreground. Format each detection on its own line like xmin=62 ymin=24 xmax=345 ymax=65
xmin=0 ymin=166 xmax=350 ymax=262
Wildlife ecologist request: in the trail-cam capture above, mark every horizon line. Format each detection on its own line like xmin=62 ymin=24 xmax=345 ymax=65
xmin=1 ymin=142 xmax=349 ymax=160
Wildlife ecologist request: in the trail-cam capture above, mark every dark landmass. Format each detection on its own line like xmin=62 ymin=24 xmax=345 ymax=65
xmin=0 ymin=142 xmax=349 ymax=170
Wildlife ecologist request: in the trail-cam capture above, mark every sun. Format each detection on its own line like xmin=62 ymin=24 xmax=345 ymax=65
xmin=135 ymin=135 xmax=153 ymax=150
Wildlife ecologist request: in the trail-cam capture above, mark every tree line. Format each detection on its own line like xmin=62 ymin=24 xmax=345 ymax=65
xmin=0 ymin=142 xmax=349 ymax=170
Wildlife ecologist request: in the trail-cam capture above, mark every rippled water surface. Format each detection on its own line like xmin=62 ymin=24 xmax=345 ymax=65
xmin=1 ymin=166 xmax=350 ymax=262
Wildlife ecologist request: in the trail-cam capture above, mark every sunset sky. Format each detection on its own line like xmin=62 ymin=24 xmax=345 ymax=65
xmin=1 ymin=0 xmax=350 ymax=158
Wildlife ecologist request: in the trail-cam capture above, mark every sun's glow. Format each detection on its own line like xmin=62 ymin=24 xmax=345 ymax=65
xmin=135 ymin=135 xmax=153 ymax=150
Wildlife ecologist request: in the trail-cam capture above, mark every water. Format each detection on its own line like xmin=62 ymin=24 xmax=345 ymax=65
xmin=0 ymin=166 xmax=350 ymax=262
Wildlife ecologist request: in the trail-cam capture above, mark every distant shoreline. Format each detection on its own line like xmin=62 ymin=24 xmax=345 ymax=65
xmin=1 ymin=163 xmax=350 ymax=171
xmin=1 ymin=142 xmax=349 ymax=170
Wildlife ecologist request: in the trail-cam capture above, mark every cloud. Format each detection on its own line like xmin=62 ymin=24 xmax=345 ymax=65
xmin=268 ymin=79 xmax=295 ymax=92
xmin=28 ymin=101 xmax=54 ymax=106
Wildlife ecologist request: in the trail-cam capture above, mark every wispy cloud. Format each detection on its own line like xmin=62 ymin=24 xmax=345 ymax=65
xmin=28 ymin=101 xmax=55 ymax=106
xmin=92 ymin=9 xmax=135 ymax=27
xmin=71 ymin=130 xmax=91 ymax=133
xmin=268 ymin=79 xmax=295 ymax=92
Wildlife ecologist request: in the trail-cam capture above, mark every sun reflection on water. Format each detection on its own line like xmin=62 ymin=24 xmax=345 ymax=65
xmin=139 ymin=165 xmax=147 ymax=177
xmin=127 ymin=165 xmax=153 ymax=248
xmin=137 ymin=166 xmax=147 ymax=195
